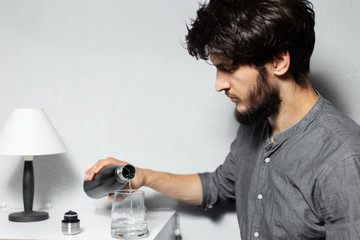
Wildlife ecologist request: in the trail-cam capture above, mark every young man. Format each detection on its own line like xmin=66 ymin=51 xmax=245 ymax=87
xmin=85 ymin=0 xmax=360 ymax=238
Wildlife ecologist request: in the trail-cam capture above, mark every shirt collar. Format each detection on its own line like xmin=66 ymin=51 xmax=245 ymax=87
xmin=270 ymin=91 xmax=324 ymax=144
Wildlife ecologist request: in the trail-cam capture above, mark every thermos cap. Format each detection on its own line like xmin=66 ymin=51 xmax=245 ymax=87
xmin=62 ymin=210 xmax=80 ymax=235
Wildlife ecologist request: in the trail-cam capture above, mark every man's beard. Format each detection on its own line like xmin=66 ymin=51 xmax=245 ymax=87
xmin=233 ymin=67 xmax=281 ymax=125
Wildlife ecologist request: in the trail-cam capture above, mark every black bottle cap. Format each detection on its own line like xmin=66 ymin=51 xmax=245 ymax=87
xmin=62 ymin=210 xmax=80 ymax=223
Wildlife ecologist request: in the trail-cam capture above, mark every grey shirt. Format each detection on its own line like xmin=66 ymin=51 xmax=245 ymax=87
xmin=199 ymin=94 xmax=360 ymax=239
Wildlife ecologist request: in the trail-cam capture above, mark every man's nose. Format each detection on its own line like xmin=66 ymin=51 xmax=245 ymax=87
xmin=215 ymin=71 xmax=231 ymax=92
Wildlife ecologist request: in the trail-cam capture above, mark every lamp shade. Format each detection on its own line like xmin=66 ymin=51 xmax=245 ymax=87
xmin=0 ymin=108 xmax=66 ymax=156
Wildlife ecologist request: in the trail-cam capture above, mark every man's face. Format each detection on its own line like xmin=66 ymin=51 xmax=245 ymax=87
xmin=210 ymin=55 xmax=281 ymax=125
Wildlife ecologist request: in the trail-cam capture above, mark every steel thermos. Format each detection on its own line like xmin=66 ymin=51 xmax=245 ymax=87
xmin=83 ymin=164 xmax=136 ymax=199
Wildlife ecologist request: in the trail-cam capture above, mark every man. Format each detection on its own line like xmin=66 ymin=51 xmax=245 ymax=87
xmin=85 ymin=0 xmax=360 ymax=238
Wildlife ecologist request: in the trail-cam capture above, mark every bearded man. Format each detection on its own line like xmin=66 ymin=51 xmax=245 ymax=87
xmin=85 ymin=0 xmax=360 ymax=238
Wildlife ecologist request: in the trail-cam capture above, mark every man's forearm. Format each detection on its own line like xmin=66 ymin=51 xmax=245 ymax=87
xmin=141 ymin=169 xmax=203 ymax=206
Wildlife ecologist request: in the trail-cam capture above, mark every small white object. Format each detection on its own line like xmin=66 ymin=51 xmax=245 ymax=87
xmin=265 ymin=157 xmax=270 ymax=163
xmin=254 ymin=231 xmax=260 ymax=238
xmin=0 ymin=202 xmax=7 ymax=208
xmin=257 ymin=194 xmax=263 ymax=200
xmin=45 ymin=202 xmax=52 ymax=210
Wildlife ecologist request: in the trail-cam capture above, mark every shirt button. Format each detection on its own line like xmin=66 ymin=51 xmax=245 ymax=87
xmin=257 ymin=194 xmax=263 ymax=200
xmin=265 ymin=157 xmax=270 ymax=163
xmin=254 ymin=232 xmax=259 ymax=238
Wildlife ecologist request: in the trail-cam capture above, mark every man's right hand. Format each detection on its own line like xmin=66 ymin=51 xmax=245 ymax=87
xmin=84 ymin=157 xmax=145 ymax=190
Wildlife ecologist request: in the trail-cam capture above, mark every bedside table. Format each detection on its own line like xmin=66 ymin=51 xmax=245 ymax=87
xmin=0 ymin=208 xmax=176 ymax=240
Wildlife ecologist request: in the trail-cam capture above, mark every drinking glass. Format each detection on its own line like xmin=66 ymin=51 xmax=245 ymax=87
xmin=111 ymin=189 xmax=149 ymax=239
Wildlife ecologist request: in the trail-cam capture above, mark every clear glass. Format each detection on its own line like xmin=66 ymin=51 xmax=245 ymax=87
xmin=111 ymin=189 xmax=149 ymax=239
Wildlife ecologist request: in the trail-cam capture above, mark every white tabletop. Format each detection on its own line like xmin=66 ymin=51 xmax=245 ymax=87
xmin=0 ymin=208 xmax=176 ymax=240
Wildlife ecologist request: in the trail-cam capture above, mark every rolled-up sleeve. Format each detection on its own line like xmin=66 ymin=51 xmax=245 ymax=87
xmin=198 ymin=147 xmax=237 ymax=210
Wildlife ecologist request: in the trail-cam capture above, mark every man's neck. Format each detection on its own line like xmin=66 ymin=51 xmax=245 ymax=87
xmin=268 ymin=79 xmax=318 ymax=141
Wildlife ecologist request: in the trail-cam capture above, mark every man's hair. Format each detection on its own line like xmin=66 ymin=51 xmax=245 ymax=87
xmin=186 ymin=0 xmax=315 ymax=85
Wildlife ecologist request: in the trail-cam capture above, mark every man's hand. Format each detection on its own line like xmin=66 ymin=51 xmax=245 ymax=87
xmin=84 ymin=157 xmax=145 ymax=190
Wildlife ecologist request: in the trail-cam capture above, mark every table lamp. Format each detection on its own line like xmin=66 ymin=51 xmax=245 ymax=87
xmin=0 ymin=108 xmax=66 ymax=222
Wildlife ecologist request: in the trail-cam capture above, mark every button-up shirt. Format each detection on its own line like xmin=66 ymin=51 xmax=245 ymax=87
xmin=199 ymin=94 xmax=360 ymax=239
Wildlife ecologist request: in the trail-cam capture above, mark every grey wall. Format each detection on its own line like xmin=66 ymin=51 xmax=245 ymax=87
xmin=0 ymin=0 xmax=359 ymax=239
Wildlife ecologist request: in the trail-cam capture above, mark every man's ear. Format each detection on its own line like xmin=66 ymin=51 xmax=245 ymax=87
xmin=272 ymin=51 xmax=290 ymax=77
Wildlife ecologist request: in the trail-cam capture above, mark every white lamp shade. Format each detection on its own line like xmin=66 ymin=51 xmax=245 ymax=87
xmin=0 ymin=108 xmax=66 ymax=156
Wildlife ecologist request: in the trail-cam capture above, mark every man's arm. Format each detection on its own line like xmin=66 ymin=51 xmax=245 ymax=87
xmin=316 ymin=155 xmax=360 ymax=239
xmin=84 ymin=157 xmax=203 ymax=206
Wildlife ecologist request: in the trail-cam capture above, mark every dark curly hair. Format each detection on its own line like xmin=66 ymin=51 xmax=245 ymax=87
xmin=186 ymin=0 xmax=315 ymax=85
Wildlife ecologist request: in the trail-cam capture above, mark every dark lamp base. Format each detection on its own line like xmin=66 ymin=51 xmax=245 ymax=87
xmin=9 ymin=210 xmax=49 ymax=222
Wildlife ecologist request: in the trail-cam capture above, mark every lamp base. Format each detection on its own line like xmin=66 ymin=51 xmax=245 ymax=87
xmin=9 ymin=210 xmax=49 ymax=222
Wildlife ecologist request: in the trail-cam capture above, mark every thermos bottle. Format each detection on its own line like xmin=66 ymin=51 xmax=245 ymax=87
xmin=83 ymin=164 xmax=136 ymax=199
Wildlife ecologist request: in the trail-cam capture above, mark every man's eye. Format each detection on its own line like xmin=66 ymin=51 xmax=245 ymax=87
xmin=225 ymin=67 xmax=235 ymax=73
xmin=218 ymin=66 xmax=234 ymax=73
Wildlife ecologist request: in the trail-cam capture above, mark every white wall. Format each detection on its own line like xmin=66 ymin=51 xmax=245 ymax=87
xmin=0 ymin=0 xmax=359 ymax=239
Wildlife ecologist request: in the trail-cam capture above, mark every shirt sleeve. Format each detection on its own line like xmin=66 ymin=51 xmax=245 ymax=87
xmin=198 ymin=137 xmax=239 ymax=210
xmin=316 ymin=155 xmax=360 ymax=239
